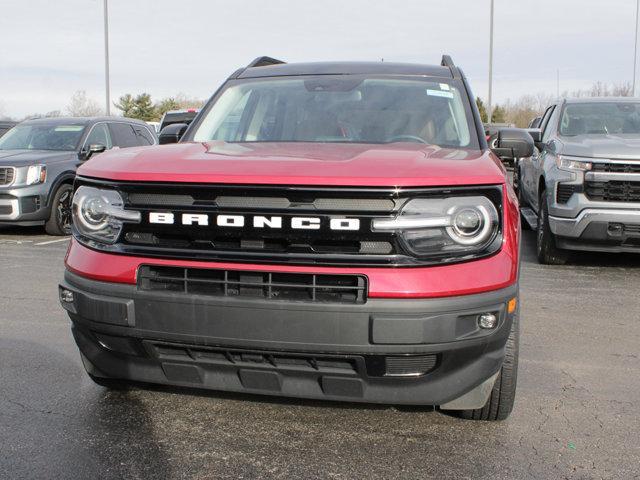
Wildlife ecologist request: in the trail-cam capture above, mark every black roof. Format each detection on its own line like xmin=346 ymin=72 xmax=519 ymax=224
xmin=238 ymin=61 xmax=454 ymax=79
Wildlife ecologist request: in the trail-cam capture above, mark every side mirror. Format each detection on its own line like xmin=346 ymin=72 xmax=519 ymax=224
xmin=526 ymin=128 xmax=545 ymax=150
xmin=491 ymin=128 xmax=535 ymax=160
xmin=79 ymin=143 xmax=107 ymax=161
xmin=526 ymin=128 xmax=542 ymax=143
xmin=159 ymin=123 xmax=189 ymax=145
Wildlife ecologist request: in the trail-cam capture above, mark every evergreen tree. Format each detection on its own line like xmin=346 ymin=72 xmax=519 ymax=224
xmin=476 ymin=97 xmax=488 ymax=123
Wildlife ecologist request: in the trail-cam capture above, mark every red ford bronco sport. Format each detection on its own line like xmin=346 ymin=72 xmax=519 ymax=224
xmin=59 ymin=56 xmax=533 ymax=420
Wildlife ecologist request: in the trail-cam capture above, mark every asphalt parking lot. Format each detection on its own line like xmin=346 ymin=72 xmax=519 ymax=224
xmin=1 ymin=225 xmax=639 ymax=480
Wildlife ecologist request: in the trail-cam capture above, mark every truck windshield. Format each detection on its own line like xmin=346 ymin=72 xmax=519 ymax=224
xmin=0 ymin=123 xmax=86 ymax=151
xmin=192 ymin=77 xmax=474 ymax=148
xmin=560 ymin=102 xmax=640 ymax=136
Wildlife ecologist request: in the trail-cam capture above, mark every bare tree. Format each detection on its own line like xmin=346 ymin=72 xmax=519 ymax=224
xmin=173 ymin=92 xmax=205 ymax=110
xmin=66 ymin=90 xmax=103 ymax=117
xmin=611 ymin=82 xmax=633 ymax=97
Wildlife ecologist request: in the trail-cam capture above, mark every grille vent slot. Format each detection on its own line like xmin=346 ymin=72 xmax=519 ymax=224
xmin=385 ymin=355 xmax=438 ymax=377
xmin=138 ymin=265 xmax=367 ymax=304
xmin=0 ymin=167 xmax=15 ymax=186
xmin=556 ymin=184 xmax=576 ymax=204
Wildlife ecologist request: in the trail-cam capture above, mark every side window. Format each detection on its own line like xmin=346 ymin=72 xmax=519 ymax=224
xmin=84 ymin=123 xmax=112 ymax=149
xmin=133 ymin=125 xmax=155 ymax=146
xmin=539 ymin=106 xmax=556 ymax=141
xmin=109 ymin=123 xmax=139 ymax=148
xmin=542 ymin=106 xmax=561 ymax=142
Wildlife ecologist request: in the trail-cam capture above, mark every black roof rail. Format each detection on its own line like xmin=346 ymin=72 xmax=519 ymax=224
xmin=441 ymin=54 xmax=461 ymax=79
xmin=441 ymin=55 xmax=454 ymax=68
xmin=247 ymin=56 xmax=286 ymax=68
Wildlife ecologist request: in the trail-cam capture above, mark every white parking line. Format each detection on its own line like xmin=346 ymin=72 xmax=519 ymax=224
xmin=0 ymin=239 xmax=33 ymax=245
xmin=34 ymin=237 xmax=70 ymax=246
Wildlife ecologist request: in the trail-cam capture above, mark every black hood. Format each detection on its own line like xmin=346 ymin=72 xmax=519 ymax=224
xmin=0 ymin=149 xmax=77 ymax=166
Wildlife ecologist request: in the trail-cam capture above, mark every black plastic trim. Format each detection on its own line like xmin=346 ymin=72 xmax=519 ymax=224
xmin=73 ymin=176 xmax=504 ymax=267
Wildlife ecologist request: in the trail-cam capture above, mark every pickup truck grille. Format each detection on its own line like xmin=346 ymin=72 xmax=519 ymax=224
xmin=591 ymin=162 xmax=640 ymax=173
xmin=0 ymin=167 xmax=15 ymax=186
xmin=585 ymin=180 xmax=640 ymax=202
xmin=138 ymin=265 xmax=367 ymax=304
xmin=74 ymin=179 xmax=503 ymax=267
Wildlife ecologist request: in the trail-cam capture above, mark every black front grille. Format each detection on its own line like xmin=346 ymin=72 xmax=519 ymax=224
xmin=592 ymin=162 xmax=640 ymax=173
xmin=385 ymin=355 xmax=438 ymax=376
xmin=74 ymin=178 xmax=504 ymax=267
xmin=624 ymin=224 xmax=640 ymax=235
xmin=0 ymin=167 xmax=15 ymax=186
xmin=556 ymin=184 xmax=576 ymax=203
xmin=138 ymin=265 xmax=367 ymax=304
xmin=585 ymin=180 xmax=640 ymax=202
xmin=147 ymin=341 xmax=359 ymax=375
xmin=139 ymin=340 xmax=439 ymax=378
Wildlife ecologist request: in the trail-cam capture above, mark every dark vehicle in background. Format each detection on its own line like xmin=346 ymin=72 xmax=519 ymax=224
xmin=0 ymin=121 xmax=18 ymax=138
xmin=159 ymin=109 xmax=199 ymax=132
xmin=517 ymin=98 xmax=640 ymax=264
xmin=0 ymin=117 xmax=157 ymax=235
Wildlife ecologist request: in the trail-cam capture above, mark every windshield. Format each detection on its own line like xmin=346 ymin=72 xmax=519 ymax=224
xmin=0 ymin=124 xmax=86 ymax=151
xmin=192 ymin=77 xmax=474 ymax=148
xmin=560 ymin=102 xmax=640 ymax=136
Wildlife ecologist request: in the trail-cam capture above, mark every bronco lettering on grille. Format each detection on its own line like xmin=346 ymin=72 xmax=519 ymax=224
xmin=148 ymin=212 xmax=361 ymax=231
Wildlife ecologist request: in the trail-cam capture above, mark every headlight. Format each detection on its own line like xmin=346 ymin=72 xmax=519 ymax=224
xmin=556 ymin=155 xmax=592 ymax=172
xmin=372 ymin=196 xmax=500 ymax=259
xmin=72 ymin=186 xmax=141 ymax=243
xmin=26 ymin=165 xmax=46 ymax=185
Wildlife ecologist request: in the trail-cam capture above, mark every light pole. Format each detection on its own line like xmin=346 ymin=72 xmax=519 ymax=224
xmin=104 ymin=0 xmax=111 ymax=115
xmin=487 ymin=0 xmax=494 ymax=122
xmin=634 ymin=0 xmax=639 ymax=96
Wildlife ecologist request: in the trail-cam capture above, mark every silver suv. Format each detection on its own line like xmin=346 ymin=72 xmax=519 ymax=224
xmin=517 ymin=97 xmax=640 ymax=264
xmin=0 ymin=117 xmax=157 ymax=235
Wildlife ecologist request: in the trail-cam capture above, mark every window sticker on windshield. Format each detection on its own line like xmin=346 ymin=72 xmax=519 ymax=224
xmin=55 ymin=126 xmax=84 ymax=132
xmin=439 ymin=83 xmax=450 ymax=91
xmin=426 ymin=89 xmax=454 ymax=99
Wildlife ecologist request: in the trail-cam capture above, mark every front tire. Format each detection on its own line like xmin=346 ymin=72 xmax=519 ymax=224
xmin=536 ymin=191 xmax=568 ymax=265
xmin=455 ymin=310 xmax=519 ymax=421
xmin=45 ymin=183 xmax=73 ymax=236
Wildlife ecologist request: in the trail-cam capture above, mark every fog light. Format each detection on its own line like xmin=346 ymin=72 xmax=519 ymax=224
xmin=478 ymin=313 xmax=497 ymax=329
xmin=60 ymin=289 xmax=74 ymax=303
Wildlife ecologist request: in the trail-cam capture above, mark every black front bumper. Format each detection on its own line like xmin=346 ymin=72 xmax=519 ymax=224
xmin=60 ymin=270 xmax=518 ymax=406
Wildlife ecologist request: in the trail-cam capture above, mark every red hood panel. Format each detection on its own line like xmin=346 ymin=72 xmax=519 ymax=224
xmin=78 ymin=142 xmax=506 ymax=187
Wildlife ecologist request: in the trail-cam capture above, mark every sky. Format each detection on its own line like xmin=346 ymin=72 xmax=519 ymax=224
xmin=0 ymin=0 xmax=637 ymax=118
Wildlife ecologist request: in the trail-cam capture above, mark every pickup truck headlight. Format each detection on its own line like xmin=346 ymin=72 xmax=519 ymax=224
xmin=72 ymin=186 xmax=141 ymax=243
xmin=556 ymin=155 xmax=592 ymax=172
xmin=26 ymin=165 xmax=47 ymax=185
xmin=372 ymin=196 xmax=500 ymax=258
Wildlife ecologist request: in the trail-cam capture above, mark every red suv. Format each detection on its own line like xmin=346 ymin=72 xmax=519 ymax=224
xmin=59 ymin=56 xmax=533 ymax=420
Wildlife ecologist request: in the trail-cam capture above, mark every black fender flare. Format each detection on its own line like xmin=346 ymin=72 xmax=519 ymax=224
xmin=46 ymin=172 xmax=76 ymax=207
